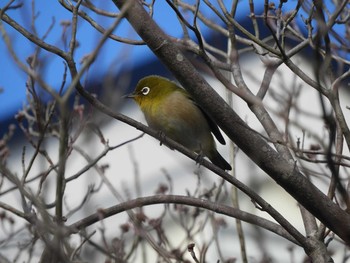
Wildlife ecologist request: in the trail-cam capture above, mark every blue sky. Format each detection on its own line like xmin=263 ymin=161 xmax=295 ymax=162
xmin=0 ymin=0 xmax=347 ymax=127
xmin=0 ymin=0 xmax=260 ymax=124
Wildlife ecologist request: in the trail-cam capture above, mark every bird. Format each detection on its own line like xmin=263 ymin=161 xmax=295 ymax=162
xmin=126 ymin=75 xmax=231 ymax=171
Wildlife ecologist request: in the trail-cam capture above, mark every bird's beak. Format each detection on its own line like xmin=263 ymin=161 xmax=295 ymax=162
xmin=122 ymin=93 xmax=135 ymax=99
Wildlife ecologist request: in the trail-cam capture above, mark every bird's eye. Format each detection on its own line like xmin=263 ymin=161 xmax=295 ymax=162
xmin=141 ymin=87 xmax=150 ymax=95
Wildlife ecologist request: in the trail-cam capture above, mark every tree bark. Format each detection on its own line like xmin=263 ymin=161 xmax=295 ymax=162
xmin=112 ymin=0 xmax=350 ymax=246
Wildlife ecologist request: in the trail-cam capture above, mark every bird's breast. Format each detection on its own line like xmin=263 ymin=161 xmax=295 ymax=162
xmin=141 ymin=91 xmax=214 ymax=153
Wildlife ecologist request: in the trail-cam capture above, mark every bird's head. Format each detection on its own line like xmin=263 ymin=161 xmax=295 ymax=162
xmin=126 ymin=75 xmax=180 ymax=107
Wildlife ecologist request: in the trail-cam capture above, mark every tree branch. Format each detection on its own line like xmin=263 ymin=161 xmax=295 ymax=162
xmin=111 ymin=0 xmax=350 ymax=246
xmin=69 ymin=194 xmax=299 ymax=245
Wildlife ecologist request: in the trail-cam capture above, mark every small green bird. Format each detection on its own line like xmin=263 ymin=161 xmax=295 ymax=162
xmin=127 ymin=75 xmax=232 ymax=171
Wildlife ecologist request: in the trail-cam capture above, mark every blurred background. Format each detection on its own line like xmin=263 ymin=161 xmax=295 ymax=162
xmin=1 ymin=1 xmax=349 ymax=262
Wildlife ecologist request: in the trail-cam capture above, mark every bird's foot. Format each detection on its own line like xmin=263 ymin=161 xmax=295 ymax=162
xmin=195 ymin=152 xmax=205 ymax=167
xmin=158 ymin=131 xmax=170 ymax=147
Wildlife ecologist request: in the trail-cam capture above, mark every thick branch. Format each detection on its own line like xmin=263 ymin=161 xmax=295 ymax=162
xmin=112 ymin=0 xmax=350 ymax=246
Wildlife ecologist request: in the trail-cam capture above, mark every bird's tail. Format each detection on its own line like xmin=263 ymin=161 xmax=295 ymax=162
xmin=209 ymin=150 xmax=232 ymax=171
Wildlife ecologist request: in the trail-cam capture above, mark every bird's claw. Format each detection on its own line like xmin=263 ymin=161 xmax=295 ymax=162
xmin=195 ymin=152 xmax=204 ymax=167
xmin=157 ymin=131 xmax=166 ymax=146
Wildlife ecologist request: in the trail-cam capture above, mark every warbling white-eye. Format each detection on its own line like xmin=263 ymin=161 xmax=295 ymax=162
xmin=127 ymin=75 xmax=232 ymax=171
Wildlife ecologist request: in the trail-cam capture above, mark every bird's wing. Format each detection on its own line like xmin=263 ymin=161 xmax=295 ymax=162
xmin=184 ymin=93 xmax=226 ymax=145
xmin=177 ymin=87 xmax=226 ymax=145
xmin=198 ymin=105 xmax=226 ymax=145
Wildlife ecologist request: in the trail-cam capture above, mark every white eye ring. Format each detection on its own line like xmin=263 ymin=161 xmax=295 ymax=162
xmin=141 ymin=86 xmax=150 ymax=95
